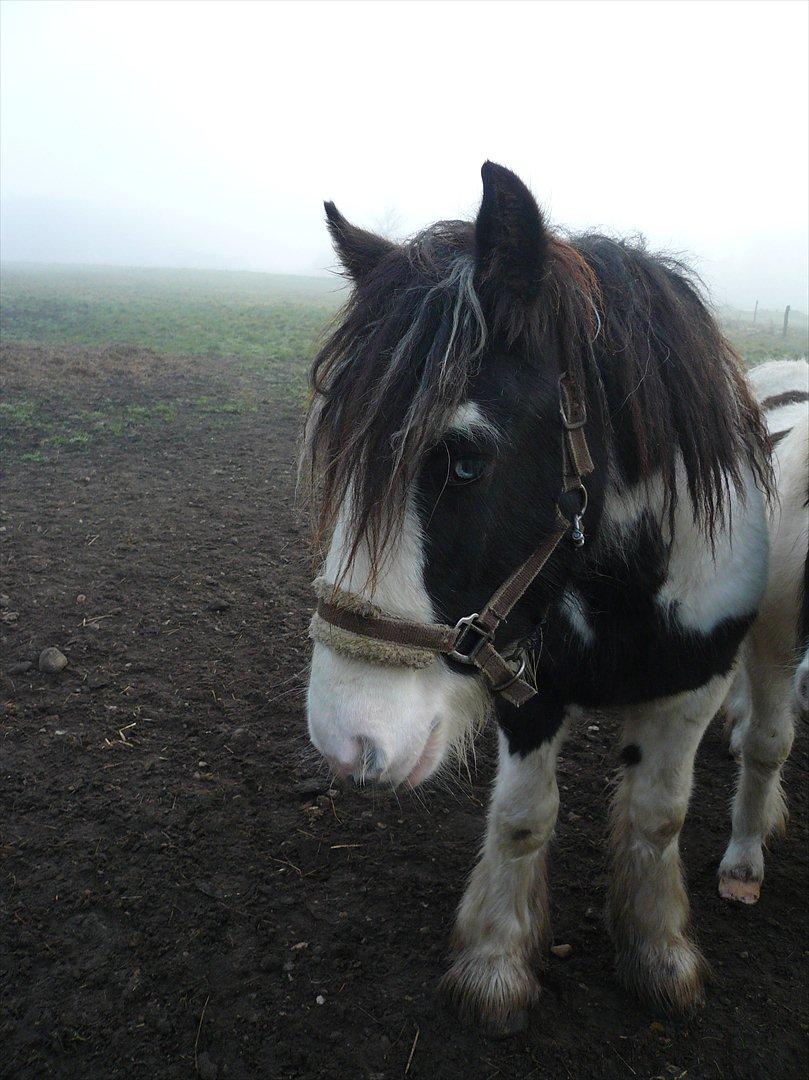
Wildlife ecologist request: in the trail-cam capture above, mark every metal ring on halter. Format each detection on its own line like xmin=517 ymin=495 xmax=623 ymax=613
xmin=570 ymin=482 xmax=588 ymax=517
xmin=491 ymin=654 xmax=528 ymax=694
xmin=558 ymin=481 xmax=588 ymax=520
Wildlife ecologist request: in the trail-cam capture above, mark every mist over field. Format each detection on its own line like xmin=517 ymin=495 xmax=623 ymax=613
xmin=2 ymin=0 xmax=808 ymax=311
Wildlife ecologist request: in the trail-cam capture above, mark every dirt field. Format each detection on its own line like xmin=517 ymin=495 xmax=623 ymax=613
xmin=2 ymin=344 xmax=807 ymax=1080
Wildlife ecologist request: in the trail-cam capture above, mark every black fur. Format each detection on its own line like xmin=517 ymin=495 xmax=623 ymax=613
xmin=324 ymin=201 xmax=396 ymax=282
xmin=475 ymin=162 xmax=548 ymax=306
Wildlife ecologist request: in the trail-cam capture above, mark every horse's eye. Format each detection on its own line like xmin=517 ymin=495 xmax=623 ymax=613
xmin=448 ymin=455 xmax=487 ymax=486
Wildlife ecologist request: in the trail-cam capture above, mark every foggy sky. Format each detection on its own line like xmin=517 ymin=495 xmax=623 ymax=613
xmin=2 ymin=0 xmax=807 ymax=309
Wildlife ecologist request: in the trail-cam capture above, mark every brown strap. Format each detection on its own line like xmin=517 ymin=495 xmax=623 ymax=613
xmin=316 ymin=599 xmax=458 ymax=652
xmin=559 ymin=373 xmax=595 ymax=487
xmin=477 ymin=513 xmax=570 ymax=633
xmin=474 ymin=641 xmax=537 ymax=707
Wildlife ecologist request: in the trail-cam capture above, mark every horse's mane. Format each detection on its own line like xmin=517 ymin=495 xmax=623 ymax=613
xmin=305 ymin=221 xmax=771 ymax=570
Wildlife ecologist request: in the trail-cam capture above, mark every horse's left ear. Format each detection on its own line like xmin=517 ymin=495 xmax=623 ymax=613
xmin=474 ymin=161 xmax=548 ymax=304
xmin=324 ymin=201 xmax=396 ymax=282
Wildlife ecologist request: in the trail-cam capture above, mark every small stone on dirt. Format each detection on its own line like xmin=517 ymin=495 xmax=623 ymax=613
xmin=203 ymin=599 xmax=230 ymax=612
xmin=76 ymin=594 xmax=87 ymax=604
xmin=550 ymin=943 xmax=573 ymax=959
xmin=0 ymin=594 xmax=10 ymax=608
xmin=196 ymin=1051 xmax=218 ymax=1080
xmin=293 ymin=778 xmax=330 ymax=799
xmin=39 ymin=647 xmax=68 ymax=674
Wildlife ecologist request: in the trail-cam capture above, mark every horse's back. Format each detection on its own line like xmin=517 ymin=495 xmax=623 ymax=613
xmin=751 ymin=358 xmax=808 ymax=663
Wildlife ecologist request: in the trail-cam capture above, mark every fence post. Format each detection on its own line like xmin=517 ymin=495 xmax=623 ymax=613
xmin=753 ymin=300 xmax=758 ymax=324
xmin=782 ymin=305 xmax=790 ymax=338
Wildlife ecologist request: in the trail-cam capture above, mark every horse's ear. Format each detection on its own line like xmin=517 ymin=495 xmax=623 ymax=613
xmin=474 ymin=162 xmax=548 ymax=304
xmin=324 ymin=201 xmax=396 ymax=281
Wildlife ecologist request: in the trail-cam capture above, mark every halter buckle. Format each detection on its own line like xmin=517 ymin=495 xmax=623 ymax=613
xmin=448 ymin=614 xmax=494 ymax=664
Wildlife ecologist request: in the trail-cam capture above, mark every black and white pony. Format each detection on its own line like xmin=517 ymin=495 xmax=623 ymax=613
xmin=303 ymin=162 xmax=800 ymax=1031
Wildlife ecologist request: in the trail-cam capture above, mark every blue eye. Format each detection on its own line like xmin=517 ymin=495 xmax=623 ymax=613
xmin=449 ymin=456 xmax=486 ymax=485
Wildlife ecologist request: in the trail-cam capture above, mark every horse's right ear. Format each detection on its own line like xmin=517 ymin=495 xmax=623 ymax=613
xmin=474 ymin=162 xmax=547 ymax=305
xmin=324 ymin=202 xmax=396 ymax=282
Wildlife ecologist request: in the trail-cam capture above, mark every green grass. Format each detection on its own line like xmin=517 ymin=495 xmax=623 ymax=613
xmin=3 ymin=263 xmax=807 ymax=373
xmin=0 ymin=263 xmax=343 ymax=375
xmin=719 ymin=307 xmax=808 ymax=367
xmin=0 ymin=395 xmax=185 ymax=460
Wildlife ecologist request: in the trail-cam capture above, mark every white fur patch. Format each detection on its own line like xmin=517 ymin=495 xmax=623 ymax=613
xmin=308 ymin=495 xmax=490 ymax=785
xmin=561 ymin=588 xmax=596 ymax=645
xmin=747 ymin=359 xmax=809 ymax=664
xmin=447 ymin=401 xmax=500 ymax=443
xmin=602 ymin=459 xmax=768 ymax=635
xmin=748 ymin=358 xmax=809 ymax=401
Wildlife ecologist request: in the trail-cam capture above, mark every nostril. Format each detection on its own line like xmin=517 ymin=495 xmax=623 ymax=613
xmin=354 ymin=736 xmax=386 ymax=783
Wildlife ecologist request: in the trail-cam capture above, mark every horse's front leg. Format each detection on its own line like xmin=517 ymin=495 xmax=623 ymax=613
xmin=607 ymin=675 xmax=731 ymax=1009
xmin=441 ymin=720 xmax=565 ymax=1034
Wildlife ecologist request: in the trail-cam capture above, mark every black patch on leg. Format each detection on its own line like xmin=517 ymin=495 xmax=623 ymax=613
xmin=620 ymin=743 xmax=642 ymax=766
xmin=496 ymin=692 xmax=566 ymax=756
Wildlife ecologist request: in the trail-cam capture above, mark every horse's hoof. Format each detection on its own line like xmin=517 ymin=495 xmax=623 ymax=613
xmin=481 ymin=1007 xmax=529 ymax=1039
xmin=616 ymin=936 xmax=707 ymax=1012
xmin=439 ymin=948 xmax=539 ymax=1036
xmin=718 ymin=875 xmax=760 ymax=904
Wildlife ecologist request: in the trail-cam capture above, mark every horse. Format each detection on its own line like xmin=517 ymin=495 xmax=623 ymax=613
xmin=302 ymin=161 xmax=789 ymax=1032
xmin=720 ymin=359 xmax=808 ymax=900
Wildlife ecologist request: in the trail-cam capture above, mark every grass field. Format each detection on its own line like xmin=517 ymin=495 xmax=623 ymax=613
xmin=3 ymin=262 xmax=807 ymax=370
xmin=0 ymin=263 xmax=344 ymax=381
xmin=1 ymin=262 xmax=807 ymax=466
xmin=0 ymin=264 xmax=346 ymax=462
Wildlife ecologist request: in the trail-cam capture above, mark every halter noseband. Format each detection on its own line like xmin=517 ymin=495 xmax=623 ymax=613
xmin=309 ymin=372 xmax=594 ymax=708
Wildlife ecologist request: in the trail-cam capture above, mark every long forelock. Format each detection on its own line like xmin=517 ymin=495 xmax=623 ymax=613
xmin=306 ymin=222 xmax=489 ymax=576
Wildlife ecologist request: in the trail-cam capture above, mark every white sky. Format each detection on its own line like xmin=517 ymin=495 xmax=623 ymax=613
xmin=1 ymin=0 xmax=807 ymax=307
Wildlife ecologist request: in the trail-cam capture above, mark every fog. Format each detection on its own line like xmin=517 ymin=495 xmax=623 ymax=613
xmin=2 ymin=0 xmax=807 ymax=309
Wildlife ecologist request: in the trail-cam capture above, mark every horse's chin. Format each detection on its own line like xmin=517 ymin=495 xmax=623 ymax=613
xmin=403 ymin=724 xmax=447 ymax=788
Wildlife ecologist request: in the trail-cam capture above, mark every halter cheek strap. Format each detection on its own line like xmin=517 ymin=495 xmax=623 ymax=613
xmin=309 ymin=371 xmax=595 ymax=708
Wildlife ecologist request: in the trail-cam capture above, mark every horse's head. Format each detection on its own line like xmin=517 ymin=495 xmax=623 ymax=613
xmin=304 ymin=163 xmax=600 ymax=787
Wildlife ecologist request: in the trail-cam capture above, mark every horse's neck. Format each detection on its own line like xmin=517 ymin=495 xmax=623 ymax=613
xmin=576 ymin=459 xmax=768 ymax=630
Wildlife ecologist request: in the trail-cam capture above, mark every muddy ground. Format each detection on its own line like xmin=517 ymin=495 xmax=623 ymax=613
xmin=1 ymin=345 xmax=807 ymax=1079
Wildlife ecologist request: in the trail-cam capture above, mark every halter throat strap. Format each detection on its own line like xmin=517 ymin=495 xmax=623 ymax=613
xmin=309 ymin=371 xmax=594 ymax=708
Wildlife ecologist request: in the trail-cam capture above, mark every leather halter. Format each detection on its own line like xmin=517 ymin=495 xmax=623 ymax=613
xmin=311 ymin=372 xmax=595 ymax=708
